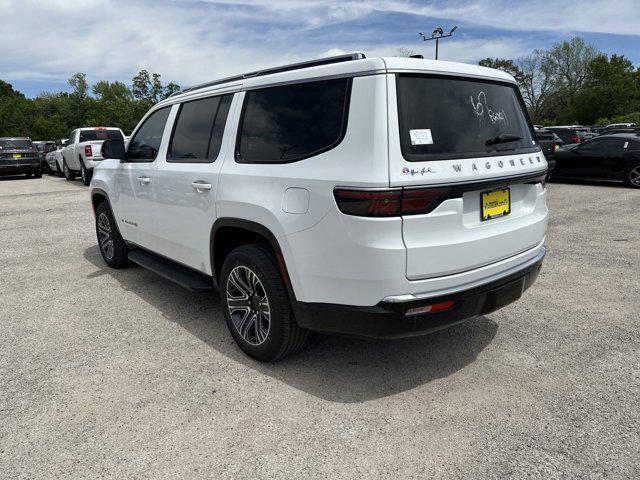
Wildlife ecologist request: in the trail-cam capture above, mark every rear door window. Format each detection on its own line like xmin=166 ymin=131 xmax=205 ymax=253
xmin=236 ymin=78 xmax=351 ymax=163
xmin=168 ymin=94 xmax=233 ymax=163
xmin=396 ymin=74 xmax=537 ymax=161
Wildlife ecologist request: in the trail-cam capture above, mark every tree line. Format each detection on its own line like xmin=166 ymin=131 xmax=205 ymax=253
xmin=0 ymin=70 xmax=180 ymax=139
xmin=479 ymin=36 xmax=640 ymax=126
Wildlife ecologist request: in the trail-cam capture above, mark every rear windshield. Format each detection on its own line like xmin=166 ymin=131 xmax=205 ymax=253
xmin=0 ymin=139 xmax=33 ymax=150
xmin=79 ymin=129 xmax=123 ymax=142
xmin=397 ymin=74 xmax=537 ymax=161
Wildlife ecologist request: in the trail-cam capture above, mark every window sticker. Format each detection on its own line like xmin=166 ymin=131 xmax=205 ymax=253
xmin=410 ymin=129 xmax=433 ymax=145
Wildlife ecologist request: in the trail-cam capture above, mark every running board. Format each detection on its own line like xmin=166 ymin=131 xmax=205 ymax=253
xmin=128 ymin=249 xmax=214 ymax=292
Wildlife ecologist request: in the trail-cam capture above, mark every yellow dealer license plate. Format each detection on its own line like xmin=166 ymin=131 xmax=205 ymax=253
xmin=481 ymin=188 xmax=510 ymax=221
xmin=12 ymin=154 xmax=21 ymax=158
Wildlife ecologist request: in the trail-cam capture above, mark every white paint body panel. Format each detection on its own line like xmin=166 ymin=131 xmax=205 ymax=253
xmin=92 ymin=56 xmax=548 ymax=307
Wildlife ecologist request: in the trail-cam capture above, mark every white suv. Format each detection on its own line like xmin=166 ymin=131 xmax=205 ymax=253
xmin=90 ymin=54 xmax=548 ymax=361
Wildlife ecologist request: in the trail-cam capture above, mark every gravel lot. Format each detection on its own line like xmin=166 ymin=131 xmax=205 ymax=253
xmin=1 ymin=174 xmax=639 ymax=479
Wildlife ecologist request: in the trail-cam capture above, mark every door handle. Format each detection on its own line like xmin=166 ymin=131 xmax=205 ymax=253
xmin=137 ymin=176 xmax=151 ymax=185
xmin=192 ymin=181 xmax=212 ymax=192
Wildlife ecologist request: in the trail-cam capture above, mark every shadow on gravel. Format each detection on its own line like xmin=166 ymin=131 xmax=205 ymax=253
xmin=84 ymin=245 xmax=498 ymax=403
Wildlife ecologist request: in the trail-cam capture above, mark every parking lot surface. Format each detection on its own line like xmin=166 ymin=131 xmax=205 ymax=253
xmin=1 ymin=175 xmax=639 ymax=479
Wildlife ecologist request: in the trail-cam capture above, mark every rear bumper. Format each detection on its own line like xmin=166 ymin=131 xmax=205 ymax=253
xmin=0 ymin=159 xmax=40 ymax=175
xmin=292 ymin=248 xmax=545 ymax=339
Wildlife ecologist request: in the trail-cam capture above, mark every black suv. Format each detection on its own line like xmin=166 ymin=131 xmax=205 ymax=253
xmin=0 ymin=137 xmax=42 ymax=178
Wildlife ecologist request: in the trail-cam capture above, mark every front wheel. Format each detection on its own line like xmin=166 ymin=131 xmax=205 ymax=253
xmin=95 ymin=202 xmax=128 ymax=268
xmin=220 ymin=244 xmax=309 ymax=362
xmin=81 ymin=162 xmax=92 ymax=186
xmin=626 ymin=163 xmax=640 ymax=188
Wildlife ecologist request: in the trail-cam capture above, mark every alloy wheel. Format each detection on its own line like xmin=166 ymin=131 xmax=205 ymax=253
xmin=630 ymin=166 xmax=640 ymax=187
xmin=81 ymin=166 xmax=86 ymax=183
xmin=226 ymin=266 xmax=271 ymax=345
xmin=97 ymin=212 xmax=115 ymax=260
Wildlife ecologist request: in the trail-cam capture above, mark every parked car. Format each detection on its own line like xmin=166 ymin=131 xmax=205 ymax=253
xmin=45 ymin=140 xmax=66 ymax=176
xmin=90 ymin=53 xmax=548 ymax=361
xmin=62 ymin=127 xmax=125 ymax=185
xmin=545 ymin=126 xmax=588 ymax=145
xmin=35 ymin=141 xmax=57 ymax=173
xmin=551 ymin=133 xmax=640 ymax=187
xmin=605 ymin=122 xmax=636 ymax=129
xmin=535 ymin=129 xmax=556 ymax=170
xmin=0 ymin=137 xmax=42 ymax=178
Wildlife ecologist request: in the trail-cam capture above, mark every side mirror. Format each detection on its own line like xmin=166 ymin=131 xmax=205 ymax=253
xmin=101 ymin=138 xmax=126 ymax=160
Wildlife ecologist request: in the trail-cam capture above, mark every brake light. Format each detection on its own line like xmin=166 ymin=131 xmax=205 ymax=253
xmin=334 ymin=187 xmax=452 ymax=217
xmin=401 ymin=187 xmax=451 ymax=215
xmin=85 ymin=145 xmax=92 ymax=157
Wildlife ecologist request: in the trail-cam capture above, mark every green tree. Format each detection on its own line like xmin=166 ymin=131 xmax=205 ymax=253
xmin=570 ymin=54 xmax=640 ymax=124
xmin=478 ymin=58 xmax=523 ymax=82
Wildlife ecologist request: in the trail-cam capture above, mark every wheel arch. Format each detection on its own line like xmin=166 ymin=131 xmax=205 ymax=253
xmin=210 ymin=218 xmax=296 ymax=300
xmin=90 ymin=188 xmax=125 ymax=238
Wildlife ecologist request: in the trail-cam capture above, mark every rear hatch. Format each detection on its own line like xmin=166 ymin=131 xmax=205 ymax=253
xmin=388 ymin=73 xmax=548 ymax=280
xmin=0 ymin=139 xmax=37 ymax=162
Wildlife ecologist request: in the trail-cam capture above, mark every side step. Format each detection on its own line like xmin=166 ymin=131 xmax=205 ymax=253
xmin=128 ymin=249 xmax=214 ymax=293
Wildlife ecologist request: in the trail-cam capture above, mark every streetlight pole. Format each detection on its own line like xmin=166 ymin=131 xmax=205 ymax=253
xmin=419 ymin=26 xmax=457 ymax=60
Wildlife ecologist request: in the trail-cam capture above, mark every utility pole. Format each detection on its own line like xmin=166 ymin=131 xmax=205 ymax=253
xmin=419 ymin=26 xmax=457 ymax=60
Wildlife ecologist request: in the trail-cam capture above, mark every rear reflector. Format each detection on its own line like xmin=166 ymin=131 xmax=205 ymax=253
xmin=334 ymin=187 xmax=452 ymax=217
xmin=85 ymin=145 xmax=92 ymax=157
xmin=405 ymin=300 xmax=455 ymax=316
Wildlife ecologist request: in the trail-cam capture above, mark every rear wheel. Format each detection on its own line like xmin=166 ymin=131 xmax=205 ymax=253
xmin=63 ymin=160 xmax=75 ymax=181
xmin=81 ymin=162 xmax=92 ymax=186
xmin=220 ymin=244 xmax=309 ymax=362
xmin=95 ymin=202 xmax=128 ymax=268
xmin=626 ymin=163 xmax=640 ymax=188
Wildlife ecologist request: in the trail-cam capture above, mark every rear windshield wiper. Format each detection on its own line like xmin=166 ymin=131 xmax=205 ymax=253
xmin=485 ymin=134 xmax=522 ymax=147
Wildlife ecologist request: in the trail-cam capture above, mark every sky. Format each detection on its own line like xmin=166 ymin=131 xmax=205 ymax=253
xmin=1 ymin=0 xmax=639 ymax=97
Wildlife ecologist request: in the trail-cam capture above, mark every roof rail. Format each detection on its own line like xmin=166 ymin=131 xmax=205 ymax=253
xmin=172 ymin=53 xmax=366 ymax=97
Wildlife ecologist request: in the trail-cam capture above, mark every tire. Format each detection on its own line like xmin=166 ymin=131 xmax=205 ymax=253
xmin=626 ymin=163 xmax=640 ymax=189
xmin=56 ymin=160 xmax=63 ymax=177
xmin=81 ymin=162 xmax=92 ymax=186
xmin=33 ymin=172 xmax=42 ymax=178
xmin=220 ymin=244 xmax=309 ymax=362
xmin=63 ymin=160 xmax=75 ymax=181
xmin=95 ymin=202 xmax=128 ymax=268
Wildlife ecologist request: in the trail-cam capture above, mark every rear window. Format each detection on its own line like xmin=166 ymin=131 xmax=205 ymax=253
xmin=79 ymin=129 xmax=123 ymax=142
xmin=0 ymin=139 xmax=33 ymax=150
xmin=397 ymin=74 xmax=537 ymax=161
xmin=236 ymin=78 xmax=351 ymax=163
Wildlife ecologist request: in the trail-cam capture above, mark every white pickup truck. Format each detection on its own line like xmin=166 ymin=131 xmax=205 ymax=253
xmin=62 ymin=127 xmax=125 ymax=185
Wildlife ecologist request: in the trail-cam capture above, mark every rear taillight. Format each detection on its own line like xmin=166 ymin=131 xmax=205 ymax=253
xmin=334 ymin=187 xmax=452 ymax=217
xmin=85 ymin=145 xmax=92 ymax=157
xmin=333 ymin=189 xmax=402 ymax=217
